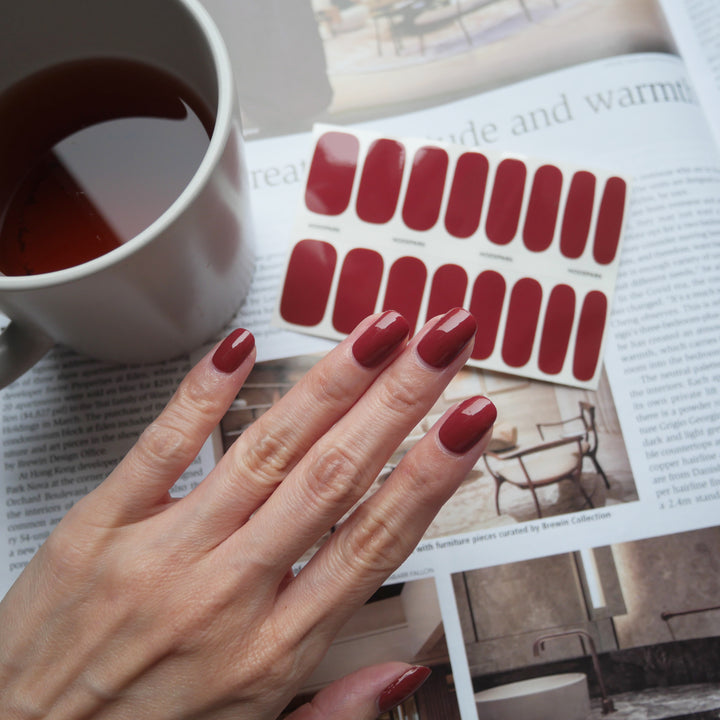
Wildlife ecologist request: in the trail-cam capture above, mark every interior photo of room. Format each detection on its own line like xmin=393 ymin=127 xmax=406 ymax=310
xmin=453 ymin=526 xmax=720 ymax=718
xmin=313 ymin=0 xmax=671 ymax=126
xmin=200 ymin=0 xmax=672 ymax=138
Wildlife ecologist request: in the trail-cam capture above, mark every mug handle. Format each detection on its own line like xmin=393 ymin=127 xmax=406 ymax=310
xmin=0 ymin=321 xmax=55 ymax=388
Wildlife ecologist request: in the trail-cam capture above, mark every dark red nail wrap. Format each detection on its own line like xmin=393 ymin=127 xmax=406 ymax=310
xmin=486 ymin=158 xmax=526 ymax=245
xmin=332 ymin=248 xmax=384 ymax=334
xmin=538 ymin=284 xmax=575 ymax=375
xmin=402 ymin=146 xmax=448 ymax=231
xmin=356 ymin=138 xmax=405 ymax=224
xmin=469 ymin=270 xmax=506 ymax=361
xmin=425 ymin=264 xmax=468 ymax=322
xmin=417 ymin=308 xmax=476 ymax=369
xmin=445 ymin=152 xmax=489 ymax=239
xmin=573 ymin=290 xmax=607 ymax=381
xmin=438 ymin=395 xmax=497 ymax=454
xmin=502 ymin=277 xmax=542 ymax=368
xmin=593 ymin=176 xmax=626 ymax=265
xmin=523 ymin=164 xmax=562 ymax=252
xmin=352 ymin=311 xmax=409 ymax=368
xmin=305 ymin=131 xmax=359 ymax=216
xmin=212 ymin=328 xmax=255 ymax=373
xmin=280 ymin=239 xmax=337 ymax=327
xmin=561 ymin=170 xmax=595 ymax=259
xmin=382 ymin=256 xmax=427 ymax=335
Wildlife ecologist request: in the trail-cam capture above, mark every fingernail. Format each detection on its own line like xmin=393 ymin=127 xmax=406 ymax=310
xmin=212 ymin=329 xmax=255 ymax=373
xmin=416 ymin=307 xmax=476 ymax=369
xmin=377 ymin=666 xmax=432 ymax=714
xmin=439 ymin=395 xmax=497 ymax=454
xmin=352 ymin=311 xmax=410 ymax=368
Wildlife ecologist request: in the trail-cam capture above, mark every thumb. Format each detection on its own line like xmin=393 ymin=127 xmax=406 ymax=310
xmin=285 ymin=663 xmax=431 ymax=720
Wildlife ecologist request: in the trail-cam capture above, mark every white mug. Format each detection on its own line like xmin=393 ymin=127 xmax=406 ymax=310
xmin=0 ymin=0 xmax=254 ymax=387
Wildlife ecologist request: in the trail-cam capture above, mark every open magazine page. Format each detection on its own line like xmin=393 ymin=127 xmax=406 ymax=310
xmin=1 ymin=0 xmax=718 ymax=716
xmin=659 ymin=0 xmax=720 ymax=149
xmin=225 ymin=46 xmax=720 ymax=720
xmin=0 ymin=346 xmax=220 ymax=596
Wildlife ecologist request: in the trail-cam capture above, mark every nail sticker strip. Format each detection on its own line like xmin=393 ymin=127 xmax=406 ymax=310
xmin=275 ymin=125 xmax=630 ymax=389
xmin=538 ymin=284 xmax=576 ymax=375
xmin=469 ymin=270 xmax=506 ymax=361
xmin=332 ymin=248 xmax=384 ymax=334
xmin=486 ymin=158 xmax=526 ymax=245
xmin=445 ymin=152 xmax=488 ymax=239
xmin=356 ymin=138 xmax=405 ymax=224
xmin=279 ymin=239 xmax=336 ymax=327
xmin=382 ymin=256 xmax=427 ymax=335
xmin=403 ymin=146 xmax=449 ymax=232
xmin=426 ymin=264 xmax=468 ymax=322
xmin=502 ymin=277 xmax=542 ymax=368
xmin=560 ymin=170 xmax=595 ymax=259
xmin=305 ymin=131 xmax=359 ymax=216
xmin=523 ymin=165 xmax=562 ymax=252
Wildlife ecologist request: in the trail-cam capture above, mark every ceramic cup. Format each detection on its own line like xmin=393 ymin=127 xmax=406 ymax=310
xmin=0 ymin=0 xmax=254 ymax=388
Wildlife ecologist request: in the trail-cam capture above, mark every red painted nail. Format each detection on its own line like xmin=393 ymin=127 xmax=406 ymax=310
xmin=377 ymin=666 xmax=432 ymax=714
xmin=438 ymin=396 xmax=497 ymax=455
xmin=212 ymin=328 xmax=255 ymax=373
xmin=352 ymin=311 xmax=410 ymax=368
xmin=416 ymin=307 xmax=476 ymax=369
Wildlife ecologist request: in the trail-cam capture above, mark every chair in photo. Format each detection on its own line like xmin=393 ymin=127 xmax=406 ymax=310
xmin=483 ymin=433 xmax=593 ymax=519
xmin=536 ymin=401 xmax=610 ymax=490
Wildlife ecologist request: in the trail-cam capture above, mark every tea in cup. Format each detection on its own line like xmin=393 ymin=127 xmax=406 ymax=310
xmin=0 ymin=0 xmax=254 ymax=387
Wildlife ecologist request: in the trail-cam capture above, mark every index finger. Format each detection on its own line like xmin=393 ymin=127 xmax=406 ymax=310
xmin=182 ymin=311 xmax=410 ymax=540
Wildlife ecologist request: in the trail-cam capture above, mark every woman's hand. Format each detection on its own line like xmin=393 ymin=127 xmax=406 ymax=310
xmin=0 ymin=308 xmax=495 ymax=719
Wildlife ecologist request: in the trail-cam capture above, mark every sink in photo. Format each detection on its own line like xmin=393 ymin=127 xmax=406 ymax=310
xmin=475 ymin=672 xmax=591 ymax=720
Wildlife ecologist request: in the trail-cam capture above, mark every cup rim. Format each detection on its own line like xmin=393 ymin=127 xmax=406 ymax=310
xmin=0 ymin=0 xmax=235 ymax=291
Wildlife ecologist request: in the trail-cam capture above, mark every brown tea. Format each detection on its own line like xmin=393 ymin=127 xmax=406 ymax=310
xmin=0 ymin=58 xmax=214 ymax=275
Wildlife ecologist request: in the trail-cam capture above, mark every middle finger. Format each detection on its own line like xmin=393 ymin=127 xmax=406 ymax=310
xmin=227 ymin=307 xmax=477 ymax=573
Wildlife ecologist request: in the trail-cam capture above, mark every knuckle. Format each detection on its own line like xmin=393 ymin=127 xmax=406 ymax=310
xmin=378 ymin=372 xmax=425 ymax=417
xmin=227 ymin=426 xmax=294 ymax=492
xmin=341 ymin=509 xmax=406 ymax=577
xmin=173 ymin=374 xmax=220 ymax=423
xmin=313 ymin=361 xmax=356 ymax=410
xmin=134 ymin=421 xmax=194 ymax=468
xmin=303 ymin=444 xmax=368 ymax=511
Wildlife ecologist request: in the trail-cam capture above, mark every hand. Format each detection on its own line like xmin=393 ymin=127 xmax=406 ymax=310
xmin=0 ymin=308 xmax=496 ymax=719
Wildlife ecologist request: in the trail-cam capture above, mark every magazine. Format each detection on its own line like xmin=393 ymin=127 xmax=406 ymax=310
xmin=1 ymin=0 xmax=719 ymax=717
